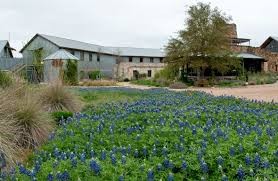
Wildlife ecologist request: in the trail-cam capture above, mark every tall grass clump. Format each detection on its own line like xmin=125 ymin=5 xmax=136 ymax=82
xmin=0 ymin=89 xmax=21 ymax=168
xmin=14 ymin=95 xmax=54 ymax=148
xmin=0 ymin=71 xmax=13 ymax=89
xmin=39 ymin=82 xmax=81 ymax=112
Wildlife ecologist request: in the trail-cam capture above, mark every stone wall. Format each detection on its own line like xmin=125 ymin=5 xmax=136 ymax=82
xmin=114 ymin=62 xmax=165 ymax=80
xmin=231 ymin=45 xmax=278 ymax=72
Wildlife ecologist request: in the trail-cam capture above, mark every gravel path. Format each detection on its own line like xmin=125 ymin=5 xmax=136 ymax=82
xmin=118 ymin=82 xmax=278 ymax=103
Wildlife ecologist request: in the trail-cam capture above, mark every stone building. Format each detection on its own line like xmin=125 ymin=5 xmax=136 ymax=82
xmin=20 ymin=34 xmax=165 ymax=81
xmin=228 ymin=25 xmax=278 ymax=73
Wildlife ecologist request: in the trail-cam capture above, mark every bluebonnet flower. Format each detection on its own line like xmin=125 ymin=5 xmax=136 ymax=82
xmin=167 ymin=173 xmax=174 ymax=181
xmin=143 ymin=146 xmax=148 ymax=157
xmin=89 ymin=159 xmax=101 ymax=175
xmin=157 ymin=163 xmax=163 ymax=172
xmin=90 ymin=149 xmax=95 ymax=158
xmin=71 ymin=157 xmax=77 ymax=168
xmin=200 ymin=160 xmax=208 ymax=173
xmin=121 ymin=156 xmax=126 ymax=165
xmin=47 ymin=172 xmax=54 ymax=181
xmin=162 ymin=146 xmax=168 ymax=157
xmin=61 ymin=170 xmax=70 ymax=181
xmin=181 ymin=160 xmax=187 ymax=170
xmin=80 ymin=152 xmax=86 ymax=162
xmin=147 ymin=169 xmax=154 ymax=181
xmin=245 ymin=154 xmax=251 ymax=166
xmin=238 ymin=144 xmax=244 ymax=153
xmin=121 ymin=147 xmax=126 ymax=156
xmin=254 ymin=153 xmax=261 ymax=168
xmin=217 ymin=156 xmax=224 ymax=166
xmin=237 ymin=165 xmax=244 ymax=181
xmin=229 ymin=147 xmax=235 ymax=156
xmin=134 ymin=149 xmax=139 ymax=158
xmin=100 ymin=150 xmax=106 ymax=160
xmin=111 ymin=154 xmax=117 ymax=165
xmin=119 ymin=175 xmax=124 ymax=181
xmin=261 ymin=158 xmax=270 ymax=169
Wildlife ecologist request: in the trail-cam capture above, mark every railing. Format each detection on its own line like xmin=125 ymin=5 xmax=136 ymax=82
xmin=0 ymin=58 xmax=24 ymax=71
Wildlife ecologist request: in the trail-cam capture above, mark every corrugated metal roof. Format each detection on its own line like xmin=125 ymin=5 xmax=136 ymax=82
xmin=44 ymin=49 xmax=79 ymax=61
xmin=108 ymin=47 xmax=165 ymax=57
xmin=39 ymin=34 xmax=165 ymax=57
xmin=237 ymin=53 xmax=264 ymax=59
xmin=39 ymin=34 xmax=113 ymax=55
xmin=0 ymin=40 xmax=8 ymax=52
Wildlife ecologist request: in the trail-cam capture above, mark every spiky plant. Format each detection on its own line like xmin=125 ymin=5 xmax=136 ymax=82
xmin=39 ymin=82 xmax=81 ymax=113
xmin=14 ymin=94 xmax=54 ymax=148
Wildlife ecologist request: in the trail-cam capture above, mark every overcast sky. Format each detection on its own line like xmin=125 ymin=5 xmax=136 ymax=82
xmin=0 ymin=0 xmax=277 ymax=57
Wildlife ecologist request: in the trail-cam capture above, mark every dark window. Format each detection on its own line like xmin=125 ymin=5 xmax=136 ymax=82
xmin=150 ymin=57 xmax=154 ymax=63
xmin=140 ymin=57 xmax=143 ymax=63
xmin=160 ymin=57 xmax=164 ymax=63
xmin=89 ymin=53 xmax=93 ymax=61
xmin=70 ymin=50 xmax=75 ymax=55
xmin=80 ymin=52 xmax=84 ymax=61
xmin=97 ymin=54 xmax=100 ymax=62
xmin=148 ymin=70 xmax=152 ymax=77
xmin=129 ymin=57 xmax=133 ymax=62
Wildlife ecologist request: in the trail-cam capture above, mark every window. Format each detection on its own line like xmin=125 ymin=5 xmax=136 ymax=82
xmin=129 ymin=57 xmax=133 ymax=62
xmin=89 ymin=53 xmax=93 ymax=61
xmin=97 ymin=54 xmax=100 ymax=62
xmin=140 ymin=57 xmax=143 ymax=63
xmin=80 ymin=52 xmax=84 ymax=61
xmin=150 ymin=57 xmax=154 ymax=63
xmin=70 ymin=50 xmax=75 ymax=55
xmin=160 ymin=57 xmax=164 ymax=63
xmin=148 ymin=70 xmax=152 ymax=77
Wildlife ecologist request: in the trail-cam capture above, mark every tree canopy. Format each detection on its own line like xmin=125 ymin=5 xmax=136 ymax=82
xmin=165 ymin=2 xmax=240 ymax=79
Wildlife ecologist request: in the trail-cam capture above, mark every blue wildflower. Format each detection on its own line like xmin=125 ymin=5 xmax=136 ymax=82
xmin=237 ymin=165 xmax=244 ymax=181
xmin=200 ymin=160 xmax=208 ymax=173
xmin=245 ymin=154 xmax=251 ymax=166
xmin=89 ymin=159 xmax=101 ymax=175
xmin=121 ymin=156 xmax=126 ymax=165
xmin=111 ymin=154 xmax=117 ymax=165
xmin=254 ymin=153 xmax=261 ymax=168
xmin=181 ymin=160 xmax=187 ymax=170
xmin=217 ymin=156 xmax=224 ymax=166
xmin=147 ymin=169 xmax=154 ymax=181
xmin=167 ymin=173 xmax=174 ymax=181
xmin=47 ymin=172 xmax=54 ymax=181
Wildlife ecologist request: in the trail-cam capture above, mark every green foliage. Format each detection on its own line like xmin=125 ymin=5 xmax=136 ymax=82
xmin=52 ymin=111 xmax=73 ymax=125
xmin=247 ymin=72 xmax=277 ymax=85
xmin=12 ymin=89 xmax=278 ymax=180
xmin=154 ymin=65 xmax=179 ymax=81
xmin=32 ymin=49 xmax=44 ymax=81
xmin=64 ymin=60 xmax=78 ymax=85
xmin=0 ymin=71 xmax=13 ymax=88
xmin=165 ymin=2 xmax=240 ymax=79
xmin=88 ymin=70 xmax=101 ymax=80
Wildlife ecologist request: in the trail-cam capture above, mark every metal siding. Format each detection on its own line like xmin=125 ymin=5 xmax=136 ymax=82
xmin=22 ymin=36 xmax=59 ymax=65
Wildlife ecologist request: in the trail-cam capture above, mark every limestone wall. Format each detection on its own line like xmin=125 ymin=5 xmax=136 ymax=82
xmin=231 ymin=45 xmax=278 ymax=72
xmin=114 ymin=62 xmax=165 ymax=80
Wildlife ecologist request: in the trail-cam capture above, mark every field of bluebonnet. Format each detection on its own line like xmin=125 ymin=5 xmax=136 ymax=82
xmin=4 ymin=88 xmax=278 ymax=180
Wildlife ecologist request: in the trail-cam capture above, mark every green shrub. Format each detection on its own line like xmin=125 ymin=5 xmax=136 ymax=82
xmin=88 ymin=70 xmax=101 ymax=80
xmin=0 ymin=71 xmax=13 ymax=88
xmin=64 ymin=60 xmax=78 ymax=85
xmin=52 ymin=111 xmax=73 ymax=125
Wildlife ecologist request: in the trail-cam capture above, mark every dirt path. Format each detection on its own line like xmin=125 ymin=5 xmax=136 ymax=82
xmin=118 ymin=82 xmax=278 ymax=103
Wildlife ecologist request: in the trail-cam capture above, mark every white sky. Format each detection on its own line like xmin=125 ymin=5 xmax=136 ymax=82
xmin=0 ymin=0 xmax=277 ymax=57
